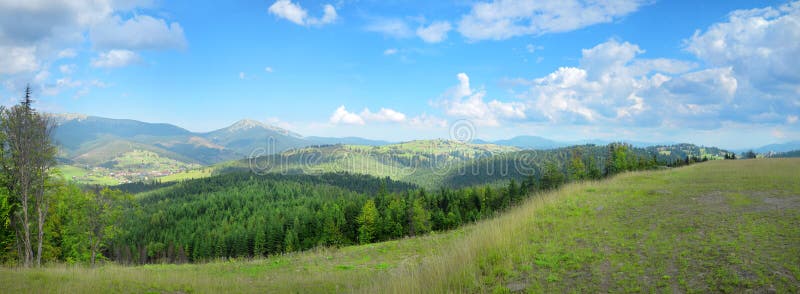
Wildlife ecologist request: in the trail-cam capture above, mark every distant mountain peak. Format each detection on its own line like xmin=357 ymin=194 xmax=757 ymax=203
xmin=50 ymin=113 xmax=89 ymax=124
xmin=219 ymin=119 xmax=302 ymax=138
xmin=228 ymin=119 xmax=269 ymax=131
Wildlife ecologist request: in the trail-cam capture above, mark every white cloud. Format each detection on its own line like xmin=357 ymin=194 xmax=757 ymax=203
xmin=265 ymin=117 xmax=295 ymax=130
xmin=438 ymin=73 xmax=526 ymax=126
xmin=0 ymin=46 xmax=39 ymax=74
xmin=457 ymin=0 xmax=645 ymax=41
xmin=329 ymin=106 xmax=410 ymax=125
xmin=41 ymin=77 xmax=83 ymax=96
xmin=57 ymin=49 xmax=77 ymax=59
xmin=268 ymin=0 xmax=337 ymax=26
xmin=268 ymin=0 xmax=308 ymax=25
xmin=383 ymin=48 xmax=398 ymax=55
xmin=686 ymin=1 xmax=800 ymax=95
xmin=91 ymin=49 xmax=140 ymax=68
xmin=409 ymin=114 xmax=448 ymax=128
xmin=502 ymin=35 xmax=797 ymax=129
xmin=91 ymin=15 xmax=187 ymax=50
xmin=264 ymin=66 xmax=274 ymax=73
xmin=787 ymin=115 xmax=798 ymax=124
xmin=59 ymin=64 xmax=76 ymax=74
xmin=330 ymin=105 xmax=366 ymax=125
xmin=239 ymin=72 xmax=246 ymax=79
xmin=0 ymin=1 xmax=185 ymax=76
xmin=416 ymin=21 xmax=452 ymax=43
xmin=360 ymin=108 xmax=407 ymax=123
xmin=365 ymin=19 xmax=413 ymax=38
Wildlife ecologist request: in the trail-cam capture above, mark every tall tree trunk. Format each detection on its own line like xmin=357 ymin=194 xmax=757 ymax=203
xmin=35 ymin=200 xmax=44 ymax=266
xmin=20 ymin=192 xmax=32 ymax=267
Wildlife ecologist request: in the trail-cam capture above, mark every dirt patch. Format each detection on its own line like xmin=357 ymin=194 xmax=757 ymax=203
xmin=693 ymin=192 xmax=800 ymax=213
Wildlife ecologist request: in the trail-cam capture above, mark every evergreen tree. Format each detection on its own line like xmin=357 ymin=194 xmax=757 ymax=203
xmin=541 ymin=162 xmax=565 ymax=190
xmin=356 ymin=200 xmax=379 ymax=244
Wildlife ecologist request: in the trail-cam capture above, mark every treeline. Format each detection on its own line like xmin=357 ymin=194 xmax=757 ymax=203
xmin=440 ymin=143 xmax=677 ymax=189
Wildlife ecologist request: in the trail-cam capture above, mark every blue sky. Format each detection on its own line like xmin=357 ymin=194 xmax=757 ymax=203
xmin=0 ymin=0 xmax=798 ymax=149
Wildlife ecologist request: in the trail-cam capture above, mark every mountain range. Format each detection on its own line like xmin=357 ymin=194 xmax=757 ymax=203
xmin=51 ymin=114 xmax=795 ymax=169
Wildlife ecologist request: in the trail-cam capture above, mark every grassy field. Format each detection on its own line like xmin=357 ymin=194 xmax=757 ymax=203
xmin=57 ymin=164 xmax=119 ymax=186
xmin=3 ymin=159 xmax=798 ymax=293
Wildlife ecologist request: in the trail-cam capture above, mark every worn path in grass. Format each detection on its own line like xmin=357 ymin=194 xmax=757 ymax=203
xmin=2 ymin=159 xmax=798 ymax=293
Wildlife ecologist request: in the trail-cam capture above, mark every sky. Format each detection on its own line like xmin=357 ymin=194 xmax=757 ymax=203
xmin=0 ymin=0 xmax=798 ymax=149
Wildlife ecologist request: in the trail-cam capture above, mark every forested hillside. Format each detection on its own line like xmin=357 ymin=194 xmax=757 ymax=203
xmin=111 ymin=172 xmax=524 ymax=263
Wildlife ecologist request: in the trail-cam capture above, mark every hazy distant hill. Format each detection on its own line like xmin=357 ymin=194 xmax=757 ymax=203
xmin=489 ymin=136 xmax=562 ymax=149
xmin=305 ymin=136 xmax=392 ymax=146
xmin=52 ymin=114 xmax=403 ymax=168
xmin=473 ymin=136 xmax=675 ymax=150
xmin=752 ymin=141 xmax=800 ymax=154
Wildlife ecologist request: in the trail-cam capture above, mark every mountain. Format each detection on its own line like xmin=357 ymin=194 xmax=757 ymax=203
xmin=305 ymin=136 xmax=392 ymax=146
xmin=201 ymin=119 xmax=306 ymax=157
xmin=53 ymin=114 xmax=240 ymax=165
xmin=491 ymin=136 xmax=563 ymax=149
xmin=52 ymin=114 xmax=405 ymax=172
xmin=474 ymin=136 xmax=675 ymax=150
xmin=752 ymin=141 xmax=800 ymax=154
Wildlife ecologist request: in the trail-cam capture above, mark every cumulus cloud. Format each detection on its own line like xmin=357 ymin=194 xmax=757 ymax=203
xmin=0 ymin=46 xmax=39 ymax=74
xmin=268 ymin=0 xmax=338 ymax=26
xmin=409 ymin=114 xmax=448 ymax=128
xmin=360 ymin=108 xmax=407 ymax=123
xmin=499 ymin=18 xmax=800 ymax=130
xmin=437 ymin=73 xmax=526 ymax=126
xmin=0 ymin=0 xmax=186 ymax=77
xmin=91 ymin=49 xmax=140 ymax=68
xmin=329 ymin=105 xmax=412 ymax=125
xmin=457 ymin=0 xmax=645 ymax=41
xmin=91 ymin=15 xmax=187 ymax=50
xmin=517 ymin=40 xmax=740 ymax=128
xmin=330 ymin=106 xmax=366 ymax=125
xmin=686 ymin=1 xmax=800 ymax=96
xmin=416 ymin=21 xmax=452 ymax=43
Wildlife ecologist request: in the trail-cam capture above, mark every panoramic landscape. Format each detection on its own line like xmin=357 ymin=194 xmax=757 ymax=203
xmin=0 ymin=0 xmax=799 ymax=293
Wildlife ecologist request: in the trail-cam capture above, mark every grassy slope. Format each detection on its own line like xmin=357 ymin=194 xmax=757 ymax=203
xmin=57 ymin=164 xmax=119 ymax=185
xmin=2 ymin=159 xmax=798 ymax=293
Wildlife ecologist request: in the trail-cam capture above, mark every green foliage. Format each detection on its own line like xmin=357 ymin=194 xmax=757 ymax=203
xmin=357 ymin=200 xmax=380 ymax=244
xmin=102 ymin=171 xmax=535 ymax=263
xmin=541 ymin=162 xmax=565 ymax=190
